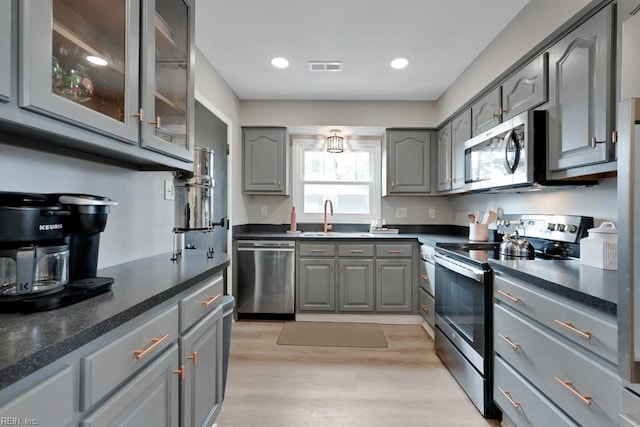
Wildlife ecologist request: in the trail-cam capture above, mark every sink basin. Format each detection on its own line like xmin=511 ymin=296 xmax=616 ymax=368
xmin=301 ymin=232 xmax=330 ymax=237
xmin=301 ymin=231 xmax=374 ymax=237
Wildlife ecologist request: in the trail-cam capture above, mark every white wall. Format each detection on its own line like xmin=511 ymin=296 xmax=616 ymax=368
xmin=0 ymin=143 xmax=174 ymax=268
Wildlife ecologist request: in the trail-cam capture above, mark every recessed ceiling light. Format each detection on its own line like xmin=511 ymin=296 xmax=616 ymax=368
xmin=86 ymin=55 xmax=108 ymax=67
xmin=390 ymin=58 xmax=409 ymax=70
xmin=271 ymin=57 xmax=289 ymax=69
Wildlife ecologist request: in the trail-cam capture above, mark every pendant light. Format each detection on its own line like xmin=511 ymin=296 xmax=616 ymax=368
xmin=326 ymin=129 xmax=344 ymax=153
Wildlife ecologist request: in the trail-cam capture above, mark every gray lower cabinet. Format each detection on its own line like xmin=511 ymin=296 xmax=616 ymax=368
xmin=242 ymin=127 xmax=289 ymax=194
xmin=81 ymin=344 xmax=180 ymax=427
xmin=298 ymin=258 xmax=336 ymax=311
xmin=493 ymin=271 xmax=619 ymax=427
xmin=436 ymin=123 xmax=452 ymax=192
xmin=384 ymin=129 xmax=433 ymax=195
xmin=0 ymin=1 xmax=10 ymax=103
xmin=338 ymin=259 xmax=375 ymax=312
xmin=546 ymin=4 xmax=615 ymax=176
xmin=471 ymin=87 xmax=501 ymax=137
xmin=180 ymin=304 xmax=224 ymax=427
xmin=0 ymin=365 xmax=75 ymax=427
xmin=375 ymin=258 xmax=412 ymax=312
xmin=450 ymin=109 xmax=471 ymax=191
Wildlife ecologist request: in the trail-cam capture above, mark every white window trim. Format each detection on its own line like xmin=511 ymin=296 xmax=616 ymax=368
xmin=291 ymin=137 xmax=381 ymax=224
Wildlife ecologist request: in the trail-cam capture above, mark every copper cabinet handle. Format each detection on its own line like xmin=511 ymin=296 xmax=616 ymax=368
xmin=492 ymin=108 xmax=504 ymax=119
xmin=554 ymin=377 xmax=592 ymax=405
xmin=349 ymin=249 xmax=364 ymax=253
xmin=134 ymin=334 xmax=169 ymax=360
xmin=309 ymin=249 xmax=325 ymax=253
xmin=391 ymin=181 xmax=395 ymax=188
xmin=498 ymin=333 xmax=520 ymax=350
xmin=591 ymin=132 xmax=618 ymax=148
xmin=150 ymin=116 xmax=162 ymax=128
xmin=420 ymin=274 xmax=429 ymax=282
xmin=420 ymin=304 xmax=429 ymax=313
xmin=132 ymin=108 xmax=144 ymax=121
xmin=174 ymin=365 xmax=185 ymax=379
xmin=497 ymin=289 xmax=521 ymax=303
xmin=387 ymin=250 xmax=402 ymax=254
xmin=202 ymin=294 xmax=222 ymax=307
xmin=498 ymin=387 xmax=520 ymax=408
xmin=187 ymin=351 xmax=198 ymax=365
xmin=554 ymin=319 xmax=592 ymax=339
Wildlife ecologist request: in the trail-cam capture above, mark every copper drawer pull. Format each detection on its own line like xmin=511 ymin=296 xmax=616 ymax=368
xmin=497 ymin=289 xmax=521 ymax=303
xmin=498 ymin=387 xmax=520 ymax=408
xmin=134 ymin=334 xmax=169 ymax=360
xmin=349 ymin=249 xmax=364 ymax=253
xmin=554 ymin=319 xmax=592 ymax=339
xmin=420 ymin=304 xmax=429 ymax=313
xmin=554 ymin=377 xmax=592 ymax=405
xmin=187 ymin=351 xmax=198 ymax=365
xmin=498 ymin=333 xmax=520 ymax=350
xmin=174 ymin=365 xmax=185 ymax=379
xmin=202 ymin=294 xmax=222 ymax=307
xmin=420 ymin=274 xmax=429 ymax=282
xmin=387 ymin=250 xmax=403 ymax=254
xmin=309 ymin=249 xmax=325 ymax=253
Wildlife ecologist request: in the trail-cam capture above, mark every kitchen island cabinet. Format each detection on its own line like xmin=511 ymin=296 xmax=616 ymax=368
xmin=0 ymin=251 xmax=230 ymax=426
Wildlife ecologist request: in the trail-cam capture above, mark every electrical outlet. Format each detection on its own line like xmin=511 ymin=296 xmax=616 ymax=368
xmin=396 ymin=208 xmax=407 ymax=218
xmin=428 ymin=208 xmax=436 ymax=218
xmin=164 ymin=180 xmax=174 ymax=200
xmin=260 ymin=206 xmax=268 ymax=217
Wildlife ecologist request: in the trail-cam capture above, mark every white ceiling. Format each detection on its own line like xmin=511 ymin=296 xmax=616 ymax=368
xmin=195 ymin=0 xmax=529 ymax=101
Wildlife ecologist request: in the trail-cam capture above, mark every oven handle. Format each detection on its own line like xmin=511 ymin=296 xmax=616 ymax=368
xmin=434 ymin=253 xmax=486 ymax=283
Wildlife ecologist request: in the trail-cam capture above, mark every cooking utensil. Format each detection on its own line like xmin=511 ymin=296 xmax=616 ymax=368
xmin=486 ymin=211 xmax=498 ymax=224
xmin=468 ymin=214 xmax=477 ymax=223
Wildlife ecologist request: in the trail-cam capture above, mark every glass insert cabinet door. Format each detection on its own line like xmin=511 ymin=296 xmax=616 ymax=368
xmin=141 ymin=0 xmax=194 ymax=161
xmin=0 ymin=1 xmax=11 ymax=103
xmin=19 ymin=0 xmax=140 ymax=144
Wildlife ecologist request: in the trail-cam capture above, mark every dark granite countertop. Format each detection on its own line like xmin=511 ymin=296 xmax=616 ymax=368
xmin=0 ymin=251 xmax=230 ymax=390
xmin=233 ymin=231 xmax=473 ymax=246
xmin=489 ymin=258 xmax=617 ymax=316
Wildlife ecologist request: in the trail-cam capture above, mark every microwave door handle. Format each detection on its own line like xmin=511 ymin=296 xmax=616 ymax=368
xmin=503 ymin=130 xmax=521 ymax=174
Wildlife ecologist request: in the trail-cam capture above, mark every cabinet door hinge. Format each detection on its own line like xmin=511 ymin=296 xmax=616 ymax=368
xmin=227 ymin=144 xmax=230 ymax=155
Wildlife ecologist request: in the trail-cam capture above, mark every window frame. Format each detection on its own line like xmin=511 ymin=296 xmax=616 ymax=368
xmin=291 ymin=137 xmax=381 ymax=224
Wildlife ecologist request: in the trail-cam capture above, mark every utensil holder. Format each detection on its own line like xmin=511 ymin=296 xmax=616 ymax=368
xmin=469 ymin=223 xmax=489 ymax=241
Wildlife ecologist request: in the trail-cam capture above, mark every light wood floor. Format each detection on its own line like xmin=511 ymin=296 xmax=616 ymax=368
xmin=216 ymin=321 xmax=502 ymax=427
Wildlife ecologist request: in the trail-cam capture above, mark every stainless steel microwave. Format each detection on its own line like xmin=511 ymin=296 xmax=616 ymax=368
xmin=464 ymin=110 xmax=596 ymax=192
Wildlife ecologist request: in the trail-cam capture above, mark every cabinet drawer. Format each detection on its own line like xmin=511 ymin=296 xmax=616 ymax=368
xmin=0 ymin=366 xmax=74 ymax=427
xmin=179 ymin=273 xmax=224 ymax=333
xmin=299 ymin=243 xmax=335 ymax=257
xmin=494 ymin=304 xmax=619 ymax=427
xmin=418 ymin=287 xmax=435 ymax=326
xmin=338 ymin=243 xmax=374 ymax=257
xmin=494 ymin=273 xmax=617 ymax=363
xmin=80 ymin=305 xmax=179 ymax=410
xmin=418 ymin=260 xmax=434 ymax=296
xmin=494 ymin=356 xmax=577 ymax=427
xmin=376 ymin=244 xmax=412 ymax=257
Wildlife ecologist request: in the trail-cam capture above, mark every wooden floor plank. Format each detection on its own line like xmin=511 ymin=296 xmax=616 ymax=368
xmin=217 ymin=321 xmax=502 ymax=427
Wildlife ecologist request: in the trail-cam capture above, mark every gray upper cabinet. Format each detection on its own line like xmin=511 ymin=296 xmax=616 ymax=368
xmin=19 ymin=0 xmax=141 ymax=144
xmin=451 ymin=109 xmax=471 ymax=191
xmin=0 ymin=1 xmax=10 ymax=103
xmin=384 ymin=129 xmax=432 ymax=195
xmin=436 ymin=123 xmax=452 ymax=192
xmin=501 ymin=53 xmax=548 ymax=121
xmin=546 ymin=4 xmax=615 ymax=176
xmin=243 ymin=127 xmax=289 ymax=195
xmin=140 ymin=0 xmax=195 ymax=162
xmin=471 ymin=87 xmax=501 ymax=136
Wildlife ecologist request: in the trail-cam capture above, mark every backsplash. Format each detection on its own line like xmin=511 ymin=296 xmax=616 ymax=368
xmin=0 ymin=143 xmax=174 ymax=268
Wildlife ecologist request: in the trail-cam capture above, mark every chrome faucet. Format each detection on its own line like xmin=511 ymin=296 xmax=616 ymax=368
xmin=323 ymin=199 xmax=334 ymax=233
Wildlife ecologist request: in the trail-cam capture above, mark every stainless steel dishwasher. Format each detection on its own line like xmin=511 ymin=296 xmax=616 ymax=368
xmin=236 ymin=240 xmax=295 ymax=319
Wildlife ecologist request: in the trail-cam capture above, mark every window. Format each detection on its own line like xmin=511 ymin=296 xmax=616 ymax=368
xmin=292 ymin=138 xmax=381 ymax=223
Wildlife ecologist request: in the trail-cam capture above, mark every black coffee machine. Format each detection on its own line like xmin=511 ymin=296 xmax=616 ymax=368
xmin=0 ymin=192 xmax=117 ymax=312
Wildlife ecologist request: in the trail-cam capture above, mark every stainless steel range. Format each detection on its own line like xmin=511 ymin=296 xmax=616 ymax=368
xmin=433 ymin=214 xmax=594 ymax=418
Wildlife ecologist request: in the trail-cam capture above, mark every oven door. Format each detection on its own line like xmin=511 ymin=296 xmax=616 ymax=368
xmin=434 ymin=253 xmax=490 ymax=374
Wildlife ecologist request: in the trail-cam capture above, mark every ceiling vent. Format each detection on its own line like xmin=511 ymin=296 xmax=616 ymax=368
xmin=308 ymin=61 xmax=342 ymax=72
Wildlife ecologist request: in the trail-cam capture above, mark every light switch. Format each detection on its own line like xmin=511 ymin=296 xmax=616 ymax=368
xmin=428 ymin=208 xmax=436 ymax=218
xmin=260 ymin=206 xmax=268 ymax=217
xmin=164 ymin=180 xmax=174 ymax=200
xmin=396 ymin=208 xmax=407 ymax=218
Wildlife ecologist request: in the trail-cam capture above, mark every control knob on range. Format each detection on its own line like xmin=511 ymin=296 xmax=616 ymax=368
xmin=568 ymin=224 xmax=578 ymax=233
xmin=547 ymin=223 xmax=556 ymax=231
xmin=557 ymin=224 xmax=566 ymax=232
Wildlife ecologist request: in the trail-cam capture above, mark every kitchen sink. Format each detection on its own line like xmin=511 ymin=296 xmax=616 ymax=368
xmin=301 ymin=231 xmax=373 ymax=237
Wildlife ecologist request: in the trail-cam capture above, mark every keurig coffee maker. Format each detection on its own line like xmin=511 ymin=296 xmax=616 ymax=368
xmin=0 ymin=192 xmax=117 ymax=312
